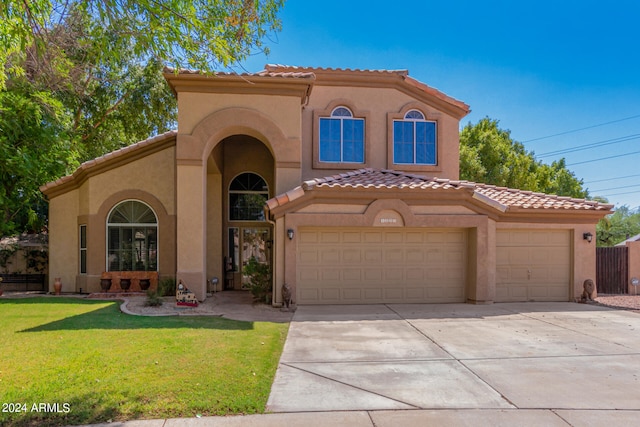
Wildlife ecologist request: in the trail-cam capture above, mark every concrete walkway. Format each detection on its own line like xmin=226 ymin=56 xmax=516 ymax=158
xmin=79 ymin=302 xmax=640 ymax=426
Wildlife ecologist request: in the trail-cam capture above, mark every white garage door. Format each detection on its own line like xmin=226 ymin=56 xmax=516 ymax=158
xmin=496 ymin=229 xmax=571 ymax=302
xmin=296 ymin=227 xmax=467 ymax=304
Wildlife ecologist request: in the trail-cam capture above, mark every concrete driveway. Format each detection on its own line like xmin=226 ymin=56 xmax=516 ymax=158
xmin=267 ymin=302 xmax=640 ymax=425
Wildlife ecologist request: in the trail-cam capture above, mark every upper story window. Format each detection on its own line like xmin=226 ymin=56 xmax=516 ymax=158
xmin=393 ymin=109 xmax=436 ymax=165
xmin=319 ymin=107 xmax=365 ymax=163
xmin=229 ymin=172 xmax=268 ymax=221
xmin=107 ymin=200 xmax=158 ymax=271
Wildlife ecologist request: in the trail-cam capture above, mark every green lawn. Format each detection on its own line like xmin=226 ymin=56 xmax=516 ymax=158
xmin=0 ymin=297 xmax=289 ymax=427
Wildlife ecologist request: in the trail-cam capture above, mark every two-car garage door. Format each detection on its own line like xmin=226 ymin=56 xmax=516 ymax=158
xmin=296 ymin=227 xmax=467 ymax=304
xmin=295 ymin=227 xmax=572 ymax=305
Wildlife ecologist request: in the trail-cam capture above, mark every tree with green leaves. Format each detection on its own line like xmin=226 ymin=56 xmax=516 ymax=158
xmin=0 ymin=0 xmax=284 ymax=235
xmin=460 ymin=117 xmax=588 ymax=199
xmin=596 ymin=205 xmax=640 ymax=247
xmin=0 ymin=0 xmax=284 ymax=89
xmin=0 ymin=85 xmax=75 ymax=234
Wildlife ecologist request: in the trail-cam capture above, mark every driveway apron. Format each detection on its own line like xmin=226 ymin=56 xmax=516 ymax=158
xmin=266 ymin=302 xmax=640 ymax=413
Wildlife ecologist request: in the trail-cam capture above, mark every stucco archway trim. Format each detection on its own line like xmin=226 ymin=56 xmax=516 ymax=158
xmin=182 ymin=107 xmax=300 ymax=167
xmin=363 ymin=199 xmax=415 ymax=227
xmin=94 ymin=189 xmax=175 ymax=275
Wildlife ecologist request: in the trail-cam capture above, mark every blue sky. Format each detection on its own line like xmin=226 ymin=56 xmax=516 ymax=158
xmin=237 ymin=0 xmax=640 ymax=209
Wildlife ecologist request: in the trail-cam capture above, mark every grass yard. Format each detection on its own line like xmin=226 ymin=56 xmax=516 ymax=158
xmin=0 ymin=297 xmax=289 ymax=427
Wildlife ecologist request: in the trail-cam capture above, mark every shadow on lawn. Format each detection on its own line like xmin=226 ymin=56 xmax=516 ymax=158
xmin=0 ymin=391 xmax=143 ymax=427
xmin=2 ymin=298 xmax=254 ymax=332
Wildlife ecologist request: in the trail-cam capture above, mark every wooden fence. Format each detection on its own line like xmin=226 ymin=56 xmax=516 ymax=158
xmin=596 ymin=246 xmax=628 ymax=294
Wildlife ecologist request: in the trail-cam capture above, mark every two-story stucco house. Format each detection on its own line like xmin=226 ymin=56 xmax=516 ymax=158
xmin=40 ymin=65 xmax=612 ymax=305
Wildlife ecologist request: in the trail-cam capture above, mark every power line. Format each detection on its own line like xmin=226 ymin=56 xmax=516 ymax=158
xmin=584 ymin=173 xmax=640 ymax=184
xmin=566 ymin=149 xmax=640 ymax=166
xmin=522 ymin=114 xmax=640 ymax=143
xmin=600 ymin=189 xmax=640 ymax=197
xmin=537 ymin=134 xmax=640 ymax=158
xmin=590 ymin=183 xmax=640 ymax=193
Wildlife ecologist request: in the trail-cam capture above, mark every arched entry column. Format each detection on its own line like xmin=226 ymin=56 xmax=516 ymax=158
xmin=176 ymin=107 xmax=300 ymax=301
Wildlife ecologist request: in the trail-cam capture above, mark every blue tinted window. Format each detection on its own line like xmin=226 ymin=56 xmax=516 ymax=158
xmin=319 ymin=107 xmax=364 ymax=163
xmin=393 ymin=112 xmax=436 ymax=165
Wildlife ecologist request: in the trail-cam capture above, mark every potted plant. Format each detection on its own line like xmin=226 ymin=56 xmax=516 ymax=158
xmin=119 ymin=277 xmax=131 ymax=292
xmin=100 ymin=273 xmax=112 ymax=292
xmin=139 ymin=278 xmax=151 ymax=291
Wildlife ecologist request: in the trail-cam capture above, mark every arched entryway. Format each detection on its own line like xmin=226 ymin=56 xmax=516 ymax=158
xmin=206 ymin=135 xmax=275 ymax=292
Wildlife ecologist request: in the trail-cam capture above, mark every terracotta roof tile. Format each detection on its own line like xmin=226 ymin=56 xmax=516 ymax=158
xmin=265 ymin=65 xmax=470 ymax=114
xmin=266 ymin=168 xmax=613 ymax=213
xmin=163 ymin=66 xmax=315 ymax=80
xmin=40 ymin=130 xmax=177 ymax=195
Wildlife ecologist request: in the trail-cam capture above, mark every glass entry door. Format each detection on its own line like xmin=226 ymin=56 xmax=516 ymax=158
xmin=228 ymin=227 xmax=270 ymax=289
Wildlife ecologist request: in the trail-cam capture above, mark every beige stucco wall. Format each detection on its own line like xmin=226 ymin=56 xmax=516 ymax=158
xmin=178 ymin=93 xmax=302 ymax=138
xmin=86 ymin=148 xmax=176 ymax=216
xmin=48 ymin=190 xmax=80 ymax=292
xmin=626 ymin=241 xmax=640 ymax=294
xmin=47 ymin=144 xmax=177 ymax=293
xmin=301 ymin=86 xmax=461 ymax=181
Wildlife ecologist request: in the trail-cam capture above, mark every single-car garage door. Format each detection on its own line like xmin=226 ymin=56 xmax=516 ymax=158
xmin=496 ymin=229 xmax=571 ymax=302
xmin=296 ymin=227 xmax=467 ymax=304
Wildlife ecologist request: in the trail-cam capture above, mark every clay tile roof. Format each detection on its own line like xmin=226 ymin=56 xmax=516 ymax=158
xmin=40 ymin=130 xmax=177 ymax=196
xmin=266 ymin=168 xmax=613 ymax=213
xmin=163 ymin=66 xmax=315 ymax=80
xmin=265 ymin=64 xmax=409 ymax=76
xmin=265 ymin=65 xmax=470 ymax=115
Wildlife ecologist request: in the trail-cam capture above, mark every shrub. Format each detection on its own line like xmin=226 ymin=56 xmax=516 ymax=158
xmin=242 ymin=256 xmax=271 ymax=302
xmin=157 ymin=277 xmax=176 ymax=297
xmin=145 ymin=290 xmax=163 ymax=307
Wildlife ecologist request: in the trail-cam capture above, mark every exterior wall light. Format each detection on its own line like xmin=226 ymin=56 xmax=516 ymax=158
xmin=287 ymin=229 xmax=294 ymax=240
xmin=583 ymin=232 xmax=593 ymax=243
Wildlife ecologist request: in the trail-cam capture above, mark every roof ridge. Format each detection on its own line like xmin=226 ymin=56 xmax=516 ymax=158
xmin=265 ymin=64 xmax=409 ymax=76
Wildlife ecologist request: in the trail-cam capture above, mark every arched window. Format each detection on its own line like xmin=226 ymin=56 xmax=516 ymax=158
xmin=107 ymin=200 xmax=158 ymax=271
xmin=229 ymin=173 xmax=269 ymax=221
xmin=393 ymin=109 xmax=436 ymax=165
xmin=319 ymin=106 xmax=365 ymax=163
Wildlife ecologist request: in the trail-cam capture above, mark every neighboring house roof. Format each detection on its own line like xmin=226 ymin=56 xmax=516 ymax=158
xmin=615 ymin=233 xmax=640 ymax=246
xmin=40 ymin=130 xmax=177 ymax=198
xmin=264 ymin=64 xmax=471 ymax=119
xmin=266 ymin=168 xmax=613 ymax=217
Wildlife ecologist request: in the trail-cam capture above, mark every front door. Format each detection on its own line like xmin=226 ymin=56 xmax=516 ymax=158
xmin=227 ymin=227 xmax=271 ymax=289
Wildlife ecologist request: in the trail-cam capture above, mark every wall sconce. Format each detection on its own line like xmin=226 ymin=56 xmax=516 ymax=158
xmin=583 ymin=232 xmax=593 ymax=243
xmin=287 ymin=229 xmax=294 ymax=240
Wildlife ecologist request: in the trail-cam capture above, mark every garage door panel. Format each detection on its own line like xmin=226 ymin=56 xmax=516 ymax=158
xmin=364 ymin=289 xmax=382 ymax=300
xmin=321 ymin=288 xmax=340 ymax=301
xmin=297 ymin=227 xmax=466 ymax=304
xmin=364 ymin=232 xmax=383 ymax=243
xmin=406 ymin=249 xmax=424 ymax=263
xmin=385 ymin=232 xmax=403 ymax=243
xmin=496 ymin=230 xmax=571 ymax=302
xmin=405 ymin=232 xmax=424 ymax=243
xmin=298 ymin=250 xmax=319 ymax=263
xmin=320 ymin=232 xmax=340 ymax=243
xmin=364 ymin=250 xmax=382 ymax=263
xmin=406 ymin=268 xmax=424 ymax=280
xmin=320 ymin=249 xmax=339 ymax=263
xmin=343 ymin=232 xmax=361 ymax=243
xmin=321 ymin=269 xmax=339 ymax=281
xmin=385 ymin=249 xmax=403 ymax=263
xmin=385 ymin=268 xmax=404 ymax=280
xmin=343 ymin=269 xmax=361 ymax=281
